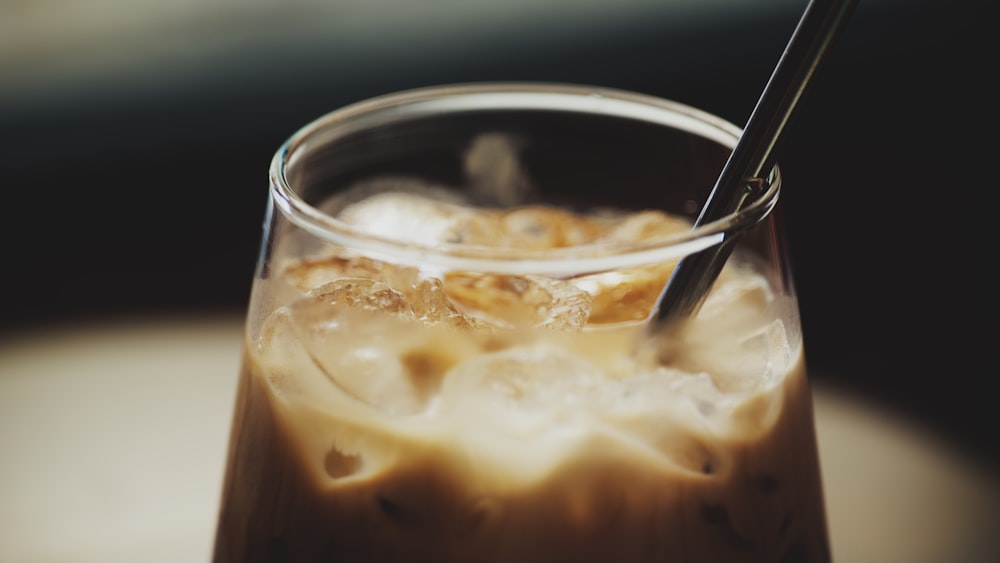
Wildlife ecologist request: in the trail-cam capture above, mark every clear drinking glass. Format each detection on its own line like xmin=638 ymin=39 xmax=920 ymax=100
xmin=212 ymin=83 xmax=830 ymax=563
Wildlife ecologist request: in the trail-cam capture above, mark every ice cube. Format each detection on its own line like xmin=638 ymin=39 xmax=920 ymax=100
xmin=440 ymin=212 xmax=505 ymax=246
xmin=695 ymin=267 xmax=774 ymax=328
xmin=316 ymin=343 xmax=425 ymax=415
xmin=446 ymin=206 xmax=609 ymax=249
xmin=570 ymin=264 xmax=676 ymax=325
xmin=555 ymin=210 xmax=691 ymax=325
xmin=407 ymin=277 xmax=486 ymax=329
xmin=497 ymin=206 xmax=606 ymax=249
xmin=337 ymin=190 xmax=470 ymax=246
xmin=664 ymin=266 xmax=783 ymax=390
xmin=734 ymin=319 xmax=791 ymax=390
xmin=282 ymin=255 xmax=399 ymax=293
xmin=254 ymin=308 xmax=324 ymax=397
xmin=443 ymin=272 xmax=592 ymax=330
xmin=601 ymin=210 xmax=691 ymax=243
xmin=679 ymin=319 xmax=790 ymax=394
xmin=286 ymin=280 xmax=434 ymax=414
xmin=282 ymin=254 xmax=501 ymax=336
xmin=301 ymin=278 xmax=414 ymax=317
xmin=596 ymin=367 xmax=718 ymax=420
xmin=440 ymin=345 xmax=610 ymax=424
xmin=591 ymin=367 xmax=728 ymax=473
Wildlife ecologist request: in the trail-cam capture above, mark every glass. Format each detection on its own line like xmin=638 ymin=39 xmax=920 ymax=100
xmin=212 ymin=83 xmax=830 ymax=563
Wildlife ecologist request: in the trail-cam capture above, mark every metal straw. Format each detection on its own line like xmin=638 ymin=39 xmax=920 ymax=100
xmin=654 ymin=0 xmax=857 ymax=326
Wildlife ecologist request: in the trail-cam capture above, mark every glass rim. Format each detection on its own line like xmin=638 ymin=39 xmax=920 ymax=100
xmin=268 ymin=82 xmax=780 ymax=276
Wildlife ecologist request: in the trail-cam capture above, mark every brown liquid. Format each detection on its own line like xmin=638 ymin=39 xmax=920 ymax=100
xmin=213 ymin=326 xmax=829 ymax=562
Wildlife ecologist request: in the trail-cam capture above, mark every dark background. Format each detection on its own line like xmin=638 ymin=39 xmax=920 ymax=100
xmin=1 ymin=0 xmax=994 ymax=468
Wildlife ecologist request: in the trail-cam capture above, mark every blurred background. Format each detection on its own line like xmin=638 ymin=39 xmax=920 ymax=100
xmin=0 ymin=0 xmax=993 ymax=473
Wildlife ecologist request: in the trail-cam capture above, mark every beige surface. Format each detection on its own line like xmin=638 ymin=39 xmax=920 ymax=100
xmin=0 ymin=316 xmax=997 ymax=562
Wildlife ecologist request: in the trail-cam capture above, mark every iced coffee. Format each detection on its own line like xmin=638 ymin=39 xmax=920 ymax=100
xmin=212 ymin=84 xmax=830 ymax=563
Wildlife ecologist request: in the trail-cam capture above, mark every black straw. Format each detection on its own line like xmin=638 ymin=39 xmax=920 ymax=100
xmin=654 ymin=0 xmax=858 ymax=325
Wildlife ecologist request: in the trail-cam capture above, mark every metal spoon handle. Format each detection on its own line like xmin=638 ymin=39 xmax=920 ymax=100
xmin=654 ymin=0 xmax=858 ymax=325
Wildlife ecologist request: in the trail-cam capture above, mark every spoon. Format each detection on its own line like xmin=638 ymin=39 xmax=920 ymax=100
xmin=653 ymin=0 xmax=858 ymax=326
